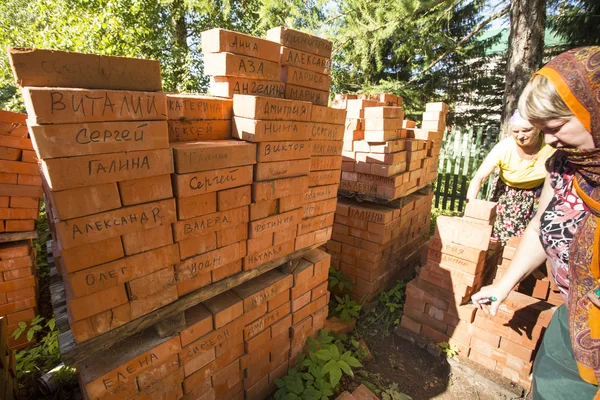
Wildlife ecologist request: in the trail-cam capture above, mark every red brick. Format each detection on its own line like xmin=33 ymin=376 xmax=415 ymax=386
xmin=464 ymin=199 xmax=497 ymax=222
xmin=56 ymin=198 xmax=176 ymax=249
xmin=17 ymin=174 xmax=41 ymax=186
xmin=499 ymin=337 xmax=535 ymax=362
xmin=285 ymin=84 xmax=329 ymax=106
xmin=126 ymin=267 xmax=176 ymax=300
xmin=176 ymin=192 xmax=217 ymax=220
xmin=130 ymin=286 xmax=178 ymax=318
xmin=166 ymin=94 xmax=232 ymax=120
xmin=204 ymin=291 xmax=243 ymax=329
xmin=67 ymin=244 xmax=179 ymax=297
xmin=267 ymin=290 xmax=290 ymax=312
xmin=400 ymin=315 xmax=422 ymax=333
xmin=434 ymin=216 xmax=492 ymax=251
xmin=209 ymin=76 xmax=285 ymax=99
xmin=82 ymin=336 xmax=181 ymax=399
xmin=173 ymin=165 xmax=252 ymax=198
xmin=310 ymin=156 xmax=342 ymax=171
xmin=233 ymin=118 xmax=310 ymax=143
xmin=168 ymin=119 xmax=231 ymax=142
xmin=244 ymin=240 xmax=294 ymax=270
xmin=60 ymin=236 xmax=124 ymax=274
xmin=173 ymin=206 xmax=248 ymax=241
xmin=41 ymin=149 xmax=172 ymax=191
xmin=8 ymin=196 xmax=38 ymax=209
xmin=244 ymin=303 xmax=288 ymax=340
xmin=67 ymin=284 xmax=128 ymax=322
xmin=204 ymin=52 xmax=279 ymax=80
xmin=122 ymin=224 xmax=173 ymax=255
xmin=180 ymin=304 xmax=214 ymax=347
xmin=117 ymin=174 xmax=173 ymax=206
xmin=217 ymin=224 xmax=248 ymax=248
xmin=218 ymin=186 xmax=251 ymax=212
xmin=233 ymin=270 xmax=292 ymax=312
xmin=281 ymin=66 xmax=331 ymax=92
xmin=468 ymin=349 xmax=497 ymax=371
xmin=212 ymin=259 xmax=243 ymax=282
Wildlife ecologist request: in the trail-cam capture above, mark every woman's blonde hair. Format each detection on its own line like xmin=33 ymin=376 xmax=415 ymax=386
xmin=518 ymin=74 xmax=573 ymax=121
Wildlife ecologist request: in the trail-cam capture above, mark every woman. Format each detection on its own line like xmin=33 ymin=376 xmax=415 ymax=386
xmin=472 ymin=46 xmax=600 ymax=399
xmin=466 ymin=112 xmax=555 ymax=243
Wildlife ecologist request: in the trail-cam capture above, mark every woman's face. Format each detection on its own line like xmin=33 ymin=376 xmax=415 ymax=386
xmin=511 ymin=120 xmax=539 ymax=147
xmin=530 ymin=116 xmax=595 ymax=150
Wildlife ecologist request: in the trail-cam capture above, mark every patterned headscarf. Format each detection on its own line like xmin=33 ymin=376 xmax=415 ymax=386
xmin=535 ymin=47 xmax=600 ymax=388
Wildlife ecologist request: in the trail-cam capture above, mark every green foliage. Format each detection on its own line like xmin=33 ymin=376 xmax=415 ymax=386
xmin=275 ymin=330 xmax=362 ymax=399
xmin=329 ymin=0 xmax=505 ymax=126
xmin=332 ymin=295 xmax=361 ymax=323
xmin=548 ymin=0 xmax=600 ymax=47
xmin=329 ymin=267 xmax=353 ymax=292
xmin=438 ymin=341 xmax=460 ymax=358
xmin=13 ymin=316 xmax=60 ymax=376
xmin=381 ymin=382 xmax=413 ymax=400
xmin=357 ymin=281 xmax=406 ymax=339
xmin=0 ymin=0 xmax=328 ymax=110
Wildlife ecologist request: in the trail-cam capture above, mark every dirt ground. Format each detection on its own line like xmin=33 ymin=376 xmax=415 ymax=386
xmin=348 ymin=329 xmax=528 ymax=400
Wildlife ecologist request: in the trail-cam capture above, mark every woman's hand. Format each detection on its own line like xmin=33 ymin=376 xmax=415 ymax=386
xmin=586 ymin=289 xmax=600 ymax=308
xmin=471 ymin=283 xmax=513 ymax=316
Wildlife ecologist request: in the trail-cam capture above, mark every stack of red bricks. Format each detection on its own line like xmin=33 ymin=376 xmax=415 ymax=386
xmin=233 ymin=94 xmax=312 ymax=261
xmin=401 ymin=201 xmax=499 ymax=341
xmin=337 ymin=97 xmax=443 ymax=201
xmin=167 ymin=95 xmax=254 ymax=294
xmin=0 ymin=240 xmax=37 ymax=349
xmin=0 ymin=110 xmax=42 ymax=233
xmin=401 ymin=200 xmax=557 ymax=390
xmin=76 ymin=248 xmax=331 ymax=400
xmin=326 ymin=192 xmax=434 ymax=302
xmin=204 ymin=28 xmax=286 ymax=100
xmin=166 ymin=94 xmax=233 ymax=142
xmin=9 ymin=48 xmax=181 ymax=344
xmin=1 ymin=317 xmax=18 ymax=400
xmin=495 ymin=237 xmax=563 ymax=307
xmin=267 ymin=26 xmax=333 ymax=107
xmin=406 ymin=102 xmax=448 ymax=186
xmin=299 ymin=105 xmax=346 ymax=250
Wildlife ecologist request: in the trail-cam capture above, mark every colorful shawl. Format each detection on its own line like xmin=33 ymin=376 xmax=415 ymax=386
xmin=535 ymin=47 xmax=600 ymax=389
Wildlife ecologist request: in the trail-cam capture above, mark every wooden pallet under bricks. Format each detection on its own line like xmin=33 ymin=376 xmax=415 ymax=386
xmin=400 ymin=199 xmax=559 ymax=391
xmin=9 ymin=27 xmax=341 ymax=400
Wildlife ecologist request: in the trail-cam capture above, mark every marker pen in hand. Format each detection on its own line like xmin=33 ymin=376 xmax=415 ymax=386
xmin=477 ymin=296 xmax=497 ymax=304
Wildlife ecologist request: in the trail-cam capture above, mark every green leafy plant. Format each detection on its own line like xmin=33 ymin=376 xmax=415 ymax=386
xmin=381 ymin=382 xmax=413 ymax=400
xmin=334 ymin=295 xmax=361 ymax=323
xmin=328 ymin=267 xmax=353 ymax=292
xmin=439 ymin=341 xmax=460 ymax=358
xmin=275 ymin=330 xmax=362 ymax=399
xmin=357 ymin=281 xmax=407 ymax=340
xmin=13 ymin=316 xmax=60 ymax=376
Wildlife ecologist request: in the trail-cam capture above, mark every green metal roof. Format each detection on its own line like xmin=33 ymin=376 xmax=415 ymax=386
xmin=479 ymin=27 xmax=567 ymax=55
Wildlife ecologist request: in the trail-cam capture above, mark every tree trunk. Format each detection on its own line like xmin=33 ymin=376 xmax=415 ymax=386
xmin=170 ymin=0 xmax=188 ymax=91
xmin=500 ymin=0 xmax=546 ymax=137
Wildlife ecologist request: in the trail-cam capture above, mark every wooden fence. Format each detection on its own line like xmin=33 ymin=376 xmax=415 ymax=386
xmin=434 ymin=124 xmax=499 ymax=211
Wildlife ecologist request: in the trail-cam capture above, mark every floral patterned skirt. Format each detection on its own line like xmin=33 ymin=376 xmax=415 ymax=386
xmin=490 ymin=178 xmax=543 ymax=244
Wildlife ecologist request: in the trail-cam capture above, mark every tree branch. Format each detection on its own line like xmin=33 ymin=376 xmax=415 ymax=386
xmin=332 ymin=0 xmax=452 ymax=54
xmin=409 ymin=4 xmax=510 ymax=82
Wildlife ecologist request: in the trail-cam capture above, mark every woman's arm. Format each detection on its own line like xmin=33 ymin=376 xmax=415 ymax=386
xmin=466 ymin=156 xmax=498 ymax=201
xmin=471 ymin=175 xmax=553 ymax=315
